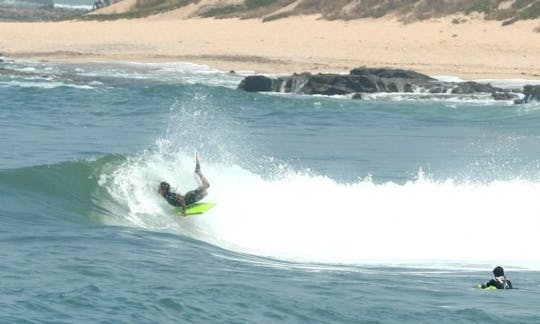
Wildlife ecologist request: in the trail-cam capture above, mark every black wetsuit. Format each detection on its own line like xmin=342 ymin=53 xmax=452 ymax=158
xmin=164 ymin=188 xmax=206 ymax=207
xmin=481 ymin=277 xmax=513 ymax=289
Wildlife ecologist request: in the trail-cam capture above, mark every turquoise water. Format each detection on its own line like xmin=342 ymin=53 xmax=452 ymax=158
xmin=2 ymin=59 xmax=540 ymax=322
xmin=0 ymin=0 xmax=92 ymax=9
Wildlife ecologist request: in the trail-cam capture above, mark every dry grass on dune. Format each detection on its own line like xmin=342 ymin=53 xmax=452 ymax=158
xmin=90 ymin=0 xmax=540 ymax=26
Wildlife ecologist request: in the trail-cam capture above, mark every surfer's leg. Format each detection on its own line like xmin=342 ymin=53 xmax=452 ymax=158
xmin=185 ymin=155 xmax=209 ymax=204
xmin=184 ymin=188 xmax=207 ymax=205
xmin=194 ymin=152 xmax=209 ymax=190
xmin=195 ymin=152 xmax=201 ymax=173
xmin=196 ymin=171 xmax=210 ymax=190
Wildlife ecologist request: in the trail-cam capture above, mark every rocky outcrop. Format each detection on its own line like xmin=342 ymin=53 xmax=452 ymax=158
xmin=449 ymin=81 xmax=501 ymax=94
xmin=237 ymin=75 xmax=273 ymax=92
xmin=349 ymin=67 xmax=436 ymax=81
xmin=515 ymin=85 xmax=540 ymax=104
xmin=239 ymin=68 xmax=439 ymax=95
xmin=238 ymin=67 xmax=526 ymax=102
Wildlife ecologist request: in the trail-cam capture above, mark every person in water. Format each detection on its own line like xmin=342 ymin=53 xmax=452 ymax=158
xmin=479 ymin=266 xmax=513 ymax=289
xmin=159 ymin=153 xmax=210 ymax=215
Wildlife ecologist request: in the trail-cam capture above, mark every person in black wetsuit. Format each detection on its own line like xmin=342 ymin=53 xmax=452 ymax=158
xmin=479 ymin=266 xmax=513 ymax=289
xmin=158 ymin=153 xmax=210 ymax=215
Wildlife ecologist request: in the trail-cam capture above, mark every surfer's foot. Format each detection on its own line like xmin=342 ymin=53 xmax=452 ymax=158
xmin=195 ymin=152 xmax=201 ymax=173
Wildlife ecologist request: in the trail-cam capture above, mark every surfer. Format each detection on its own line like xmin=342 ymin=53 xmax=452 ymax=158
xmin=479 ymin=266 xmax=513 ymax=289
xmin=158 ymin=153 xmax=210 ymax=215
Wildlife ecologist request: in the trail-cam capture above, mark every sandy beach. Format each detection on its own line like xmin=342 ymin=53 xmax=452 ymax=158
xmin=1 ymin=13 xmax=539 ymax=79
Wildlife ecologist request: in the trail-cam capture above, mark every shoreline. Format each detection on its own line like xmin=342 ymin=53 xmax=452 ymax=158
xmin=1 ymin=15 xmax=540 ymax=80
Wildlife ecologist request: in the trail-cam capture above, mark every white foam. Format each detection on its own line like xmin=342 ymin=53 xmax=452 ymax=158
xmin=102 ymin=150 xmax=540 ymax=270
xmin=434 ymin=75 xmax=540 ymax=89
xmin=433 ymin=75 xmax=464 ymax=83
xmin=70 ymin=61 xmax=243 ymax=88
xmin=360 ymin=92 xmax=510 ymax=104
xmin=54 ymin=3 xmax=91 ymax=10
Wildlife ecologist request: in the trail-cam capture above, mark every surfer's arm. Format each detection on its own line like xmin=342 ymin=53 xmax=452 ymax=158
xmin=480 ymin=279 xmax=498 ymax=289
xmin=177 ymin=195 xmax=187 ymax=215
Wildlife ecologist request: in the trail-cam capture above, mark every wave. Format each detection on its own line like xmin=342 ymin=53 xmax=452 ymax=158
xmin=114 ymin=150 xmax=540 ymax=271
xmin=0 ymin=155 xmax=127 ymax=225
xmin=173 ymin=167 xmax=540 ymax=269
xmin=3 ymin=146 xmax=540 ymax=270
xmin=105 ymin=150 xmax=540 ymax=269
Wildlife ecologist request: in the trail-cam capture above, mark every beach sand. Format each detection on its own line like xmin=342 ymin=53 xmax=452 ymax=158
xmin=1 ymin=13 xmax=539 ymax=79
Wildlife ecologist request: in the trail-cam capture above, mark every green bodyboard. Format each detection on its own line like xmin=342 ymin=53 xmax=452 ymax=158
xmin=177 ymin=202 xmax=216 ymax=216
xmin=477 ymin=284 xmax=498 ymax=290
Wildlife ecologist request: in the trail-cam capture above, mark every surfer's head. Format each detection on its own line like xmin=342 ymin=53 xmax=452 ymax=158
xmin=493 ymin=266 xmax=505 ymax=277
xmin=159 ymin=182 xmax=170 ymax=194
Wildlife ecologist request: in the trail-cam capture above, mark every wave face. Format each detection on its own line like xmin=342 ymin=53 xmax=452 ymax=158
xmin=6 ymin=150 xmax=540 ymax=269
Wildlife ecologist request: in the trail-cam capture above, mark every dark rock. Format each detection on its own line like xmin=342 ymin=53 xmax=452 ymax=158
xmin=269 ymin=70 xmax=432 ymax=95
xmin=351 ymin=93 xmax=364 ymax=100
xmin=492 ymin=91 xmax=520 ymax=101
xmin=282 ymin=73 xmax=379 ymax=95
xmin=515 ymin=85 xmax=540 ymax=104
xmin=451 ymin=81 xmax=502 ymax=94
xmin=238 ymin=75 xmax=273 ymax=92
xmin=238 ymin=67 xmax=443 ymax=95
xmin=350 ymin=67 xmax=436 ymax=81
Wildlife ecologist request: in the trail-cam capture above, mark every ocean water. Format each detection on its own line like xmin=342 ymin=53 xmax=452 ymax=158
xmin=0 ymin=0 xmax=92 ymax=10
xmin=53 ymin=0 xmax=92 ymax=10
xmin=1 ymin=58 xmax=540 ymax=323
